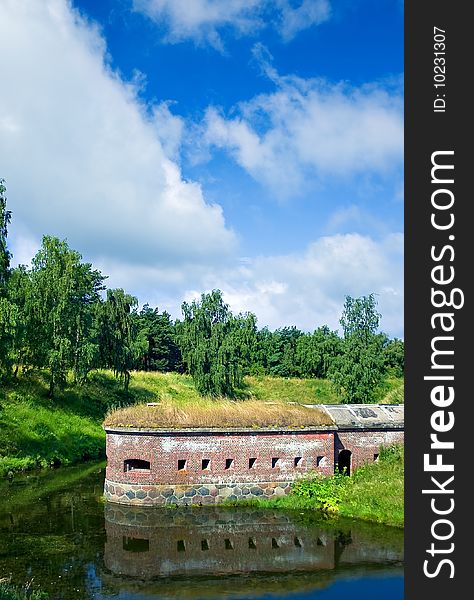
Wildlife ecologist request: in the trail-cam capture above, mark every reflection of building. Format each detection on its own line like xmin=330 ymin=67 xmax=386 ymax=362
xmin=103 ymin=505 xmax=403 ymax=581
xmin=104 ymin=404 xmax=403 ymax=505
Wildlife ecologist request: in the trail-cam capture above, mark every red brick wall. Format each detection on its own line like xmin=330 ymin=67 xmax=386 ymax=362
xmin=335 ymin=430 xmax=404 ymax=472
xmin=105 ymin=427 xmax=404 ymax=487
xmin=106 ymin=429 xmax=335 ymax=485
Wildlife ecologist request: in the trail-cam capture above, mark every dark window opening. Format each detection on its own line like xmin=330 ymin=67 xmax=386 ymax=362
xmin=374 ymin=453 xmax=379 ymax=461
xmin=124 ymin=459 xmax=150 ymax=472
xmin=122 ymin=536 xmax=149 ymax=553
xmin=272 ymin=457 xmax=280 ymax=468
xmin=316 ymin=456 xmax=325 ymax=466
xmin=272 ymin=538 xmax=280 ymax=549
xmin=177 ymin=540 xmax=186 ymax=552
xmin=294 ymin=457 xmax=303 ymax=467
xmin=317 ymin=537 xmax=325 ymax=546
xmin=201 ymin=539 xmax=210 ymax=551
xmin=249 ymin=457 xmax=257 ymax=469
xmin=294 ymin=537 xmax=302 ymax=548
xmin=248 ymin=537 xmax=257 ymax=549
xmin=225 ymin=538 xmax=234 ymax=550
xmin=178 ymin=459 xmax=187 ymax=471
xmin=225 ymin=458 xmax=234 ymax=470
xmin=202 ymin=459 xmax=211 ymax=470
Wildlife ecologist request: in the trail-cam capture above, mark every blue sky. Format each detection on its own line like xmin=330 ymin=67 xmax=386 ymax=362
xmin=0 ymin=0 xmax=403 ymax=336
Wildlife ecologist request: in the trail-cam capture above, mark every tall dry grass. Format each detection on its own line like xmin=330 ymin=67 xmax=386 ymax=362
xmin=103 ymin=399 xmax=333 ymax=429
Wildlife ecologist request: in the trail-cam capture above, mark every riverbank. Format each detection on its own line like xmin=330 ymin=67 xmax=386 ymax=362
xmin=225 ymin=445 xmax=404 ymax=528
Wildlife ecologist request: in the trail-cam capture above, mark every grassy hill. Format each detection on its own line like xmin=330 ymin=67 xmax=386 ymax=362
xmin=0 ymin=370 xmax=403 ymax=477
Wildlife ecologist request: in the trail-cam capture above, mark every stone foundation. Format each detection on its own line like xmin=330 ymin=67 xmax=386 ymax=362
xmin=104 ymin=479 xmax=293 ymax=506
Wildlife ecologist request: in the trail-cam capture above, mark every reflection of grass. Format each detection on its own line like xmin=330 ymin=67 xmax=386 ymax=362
xmin=0 ymin=460 xmax=105 ymax=514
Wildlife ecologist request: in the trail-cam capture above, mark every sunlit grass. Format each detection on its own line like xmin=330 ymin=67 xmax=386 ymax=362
xmin=103 ymin=398 xmax=332 ymax=429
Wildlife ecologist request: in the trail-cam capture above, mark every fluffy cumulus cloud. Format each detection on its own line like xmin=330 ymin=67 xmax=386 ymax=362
xmin=0 ymin=1 xmax=403 ymax=337
xmin=200 ymin=50 xmax=403 ymax=197
xmin=184 ymin=233 xmax=404 ymax=337
xmin=0 ymin=0 xmax=236 ymax=274
xmin=133 ymin=0 xmax=330 ymax=49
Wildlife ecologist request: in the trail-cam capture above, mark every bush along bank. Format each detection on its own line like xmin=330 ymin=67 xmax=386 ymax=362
xmin=224 ymin=444 xmax=404 ymax=528
xmin=0 ymin=580 xmax=48 ymax=600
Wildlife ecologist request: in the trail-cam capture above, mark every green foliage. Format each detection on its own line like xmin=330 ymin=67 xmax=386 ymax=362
xmin=329 ymin=294 xmax=385 ymax=403
xmin=0 ymin=179 xmax=12 ymax=291
xmin=27 ymin=236 xmax=105 ymax=395
xmin=225 ymin=443 xmax=404 ymax=527
xmin=291 ymin=471 xmax=348 ymax=512
xmin=338 ymin=444 xmax=404 ymax=527
xmin=0 ymin=183 xmax=403 ymax=403
xmin=178 ymin=290 xmax=257 ymax=396
xmin=133 ymin=304 xmax=182 ymax=372
xmin=382 ymin=337 xmax=405 ymax=377
xmin=0 ymin=582 xmax=48 ymax=600
xmin=295 ymin=326 xmax=342 ymax=378
xmin=97 ymin=288 xmax=141 ymax=390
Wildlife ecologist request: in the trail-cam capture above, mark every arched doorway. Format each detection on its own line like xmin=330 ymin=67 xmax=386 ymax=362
xmin=337 ymin=449 xmax=352 ymax=476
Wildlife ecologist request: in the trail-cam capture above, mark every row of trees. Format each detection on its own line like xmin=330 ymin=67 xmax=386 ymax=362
xmin=0 ymin=180 xmax=403 ymax=401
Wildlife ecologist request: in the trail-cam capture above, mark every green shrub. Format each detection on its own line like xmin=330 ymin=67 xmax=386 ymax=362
xmin=0 ymin=581 xmax=48 ymax=600
xmin=291 ymin=471 xmax=348 ymax=512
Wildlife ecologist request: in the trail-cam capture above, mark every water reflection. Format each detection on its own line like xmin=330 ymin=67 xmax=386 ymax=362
xmin=0 ymin=463 xmax=403 ymax=600
xmin=103 ymin=504 xmax=403 ymax=593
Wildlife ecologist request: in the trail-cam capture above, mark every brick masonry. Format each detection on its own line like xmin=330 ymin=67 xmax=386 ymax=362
xmin=104 ymin=405 xmax=404 ymax=506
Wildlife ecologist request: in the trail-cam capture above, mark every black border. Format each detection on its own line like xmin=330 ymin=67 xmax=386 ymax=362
xmin=405 ymin=2 xmax=469 ymax=596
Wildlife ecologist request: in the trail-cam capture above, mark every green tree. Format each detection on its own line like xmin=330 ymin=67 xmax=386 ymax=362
xmin=133 ymin=304 xmax=182 ymax=372
xmin=329 ymin=294 xmax=385 ymax=403
xmin=382 ymin=337 xmax=405 ymax=377
xmin=0 ymin=179 xmax=12 ymax=292
xmin=97 ymin=288 xmax=143 ymax=391
xmin=178 ymin=289 xmax=251 ymax=396
xmin=295 ymin=326 xmax=343 ymax=378
xmin=0 ymin=180 xmax=16 ymax=379
xmin=28 ymin=236 xmax=105 ymax=396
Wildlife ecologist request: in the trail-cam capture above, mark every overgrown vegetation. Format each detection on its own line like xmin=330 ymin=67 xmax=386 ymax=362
xmin=0 ymin=580 xmax=48 ymax=600
xmin=1 ymin=179 xmax=403 ymax=402
xmin=0 ymin=369 xmax=402 ymax=477
xmin=225 ymin=444 xmax=404 ymax=528
xmin=103 ymin=398 xmax=331 ymax=429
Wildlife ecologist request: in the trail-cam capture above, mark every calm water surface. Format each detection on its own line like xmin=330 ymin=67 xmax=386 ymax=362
xmin=0 ymin=461 xmax=403 ymax=599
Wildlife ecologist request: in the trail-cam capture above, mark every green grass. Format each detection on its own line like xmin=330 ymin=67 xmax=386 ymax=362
xmin=0 ymin=369 xmax=403 ymax=477
xmin=338 ymin=444 xmax=404 ymax=527
xmin=0 ymin=371 xmax=124 ymax=476
xmin=118 ymin=371 xmax=404 ymax=406
xmin=224 ymin=445 xmax=404 ymax=528
xmin=0 ymin=581 xmax=48 ymax=600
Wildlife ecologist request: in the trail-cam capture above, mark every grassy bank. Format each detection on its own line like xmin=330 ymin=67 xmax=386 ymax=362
xmin=0 ymin=371 xmax=121 ymax=476
xmin=0 ymin=369 xmax=403 ymax=477
xmin=225 ymin=445 xmax=404 ymax=528
xmin=0 ymin=581 xmax=48 ymax=600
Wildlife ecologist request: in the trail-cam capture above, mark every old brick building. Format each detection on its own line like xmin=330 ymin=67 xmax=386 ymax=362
xmin=104 ymin=404 xmax=404 ymax=506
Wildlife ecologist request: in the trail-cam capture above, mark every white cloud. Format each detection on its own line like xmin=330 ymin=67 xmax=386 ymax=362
xmin=200 ymin=53 xmax=403 ymax=198
xmin=185 ymin=233 xmax=404 ymax=337
xmin=0 ymin=0 xmax=236 ymax=273
xmin=0 ymin=1 xmax=403 ymax=338
xmin=133 ymin=0 xmax=330 ymax=49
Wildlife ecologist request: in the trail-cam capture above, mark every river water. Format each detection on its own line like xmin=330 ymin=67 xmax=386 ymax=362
xmin=0 ymin=461 xmax=403 ymax=599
